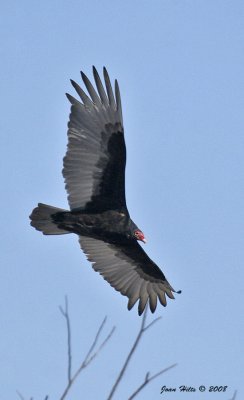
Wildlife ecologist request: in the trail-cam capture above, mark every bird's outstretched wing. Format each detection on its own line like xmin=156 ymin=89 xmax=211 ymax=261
xmin=63 ymin=67 xmax=125 ymax=212
xmin=79 ymin=236 xmax=178 ymax=315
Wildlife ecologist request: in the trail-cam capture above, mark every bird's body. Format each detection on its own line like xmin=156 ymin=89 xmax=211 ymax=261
xmin=30 ymin=67 xmax=180 ymax=315
xmin=52 ymin=209 xmax=134 ymax=241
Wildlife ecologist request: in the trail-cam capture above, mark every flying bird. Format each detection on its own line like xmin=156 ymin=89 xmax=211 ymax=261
xmin=30 ymin=67 xmax=180 ymax=315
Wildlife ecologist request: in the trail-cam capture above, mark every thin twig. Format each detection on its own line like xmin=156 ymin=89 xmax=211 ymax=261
xmin=16 ymin=391 xmax=48 ymax=400
xmin=82 ymin=316 xmax=107 ymax=365
xmin=16 ymin=392 xmax=26 ymax=400
xmin=128 ymin=364 xmax=177 ymax=400
xmin=229 ymin=390 xmax=237 ymax=400
xmin=71 ymin=323 xmax=116 ymax=384
xmin=59 ymin=296 xmax=72 ymax=383
xmin=107 ymin=304 xmax=162 ymax=400
xmin=59 ymin=299 xmax=115 ymax=400
xmin=142 ymin=316 xmax=161 ymax=332
xmin=81 ymin=325 xmax=116 ymax=369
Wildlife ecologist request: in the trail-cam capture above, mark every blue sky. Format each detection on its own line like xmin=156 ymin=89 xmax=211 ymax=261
xmin=1 ymin=1 xmax=243 ymax=399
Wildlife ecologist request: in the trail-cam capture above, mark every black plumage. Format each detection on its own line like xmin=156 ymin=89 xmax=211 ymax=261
xmin=30 ymin=66 xmax=180 ymax=315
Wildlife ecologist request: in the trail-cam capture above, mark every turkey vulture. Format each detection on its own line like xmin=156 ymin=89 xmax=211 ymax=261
xmin=30 ymin=67 xmax=180 ymax=315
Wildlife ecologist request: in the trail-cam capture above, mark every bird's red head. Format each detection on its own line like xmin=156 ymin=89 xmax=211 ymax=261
xmin=134 ymin=229 xmax=146 ymax=243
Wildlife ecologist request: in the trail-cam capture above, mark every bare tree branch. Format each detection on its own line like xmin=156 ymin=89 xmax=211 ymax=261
xmin=107 ymin=304 xmax=164 ymax=400
xmin=128 ymin=364 xmax=177 ymax=400
xmin=59 ymin=298 xmax=115 ymax=400
xmin=59 ymin=296 xmax=72 ymax=384
xmin=17 ymin=300 xmax=177 ymax=400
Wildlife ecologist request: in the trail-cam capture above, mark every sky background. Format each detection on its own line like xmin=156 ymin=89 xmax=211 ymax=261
xmin=0 ymin=1 xmax=243 ymax=399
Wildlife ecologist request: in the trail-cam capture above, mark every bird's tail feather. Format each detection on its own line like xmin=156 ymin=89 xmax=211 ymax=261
xmin=29 ymin=203 xmax=69 ymax=235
